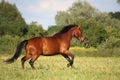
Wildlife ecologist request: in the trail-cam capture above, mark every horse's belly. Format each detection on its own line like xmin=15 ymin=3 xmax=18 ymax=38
xmin=42 ymin=47 xmax=59 ymax=55
xmin=42 ymin=38 xmax=59 ymax=55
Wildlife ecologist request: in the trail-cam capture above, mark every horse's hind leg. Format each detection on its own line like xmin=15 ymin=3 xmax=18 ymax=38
xmin=21 ymin=54 xmax=31 ymax=69
xmin=29 ymin=54 xmax=40 ymax=69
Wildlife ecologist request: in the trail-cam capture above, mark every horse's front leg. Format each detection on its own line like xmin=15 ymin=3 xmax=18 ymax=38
xmin=69 ymin=53 xmax=74 ymax=67
xmin=61 ymin=54 xmax=71 ymax=67
xmin=61 ymin=50 xmax=74 ymax=67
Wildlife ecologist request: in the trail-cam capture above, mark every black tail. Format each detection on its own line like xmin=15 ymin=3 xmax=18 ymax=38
xmin=5 ymin=40 xmax=28 ymax=63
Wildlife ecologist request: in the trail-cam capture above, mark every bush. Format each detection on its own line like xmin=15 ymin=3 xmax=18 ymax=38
xmin=97 ymin=48 xmax=120 ymax=57
xmin=0 ymin=35 xmax=25 ymax=55
xmin=99 ymin=37 xmax=120 ymax=48
xmin=97 ymin=37 xmax=120 ymax=57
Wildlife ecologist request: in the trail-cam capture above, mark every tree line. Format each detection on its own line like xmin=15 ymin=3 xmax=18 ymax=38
xmin=0 ymin=0 xmax=120 ymax=48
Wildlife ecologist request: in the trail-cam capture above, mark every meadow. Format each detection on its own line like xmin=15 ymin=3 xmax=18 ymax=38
xmin=0 ymin=47 xmax=120 ymax=80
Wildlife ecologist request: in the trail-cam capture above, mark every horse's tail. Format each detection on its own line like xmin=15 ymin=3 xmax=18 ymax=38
xmin=5 ymin=40 xmax=28 ymax=63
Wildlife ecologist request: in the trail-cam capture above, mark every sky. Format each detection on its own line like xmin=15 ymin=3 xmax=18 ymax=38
xmin=2 ymin=0 xmax=120 ymax=30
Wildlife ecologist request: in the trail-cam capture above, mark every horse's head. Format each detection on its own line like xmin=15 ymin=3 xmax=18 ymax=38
xmin=72 ymin=25 xmax=84 ymax=42
xmin=72 ymin=25 xmax=89 ymax=48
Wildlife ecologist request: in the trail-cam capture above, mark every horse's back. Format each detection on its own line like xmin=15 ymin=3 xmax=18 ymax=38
xmin=26 ymin=37 xmax=60 ymax=56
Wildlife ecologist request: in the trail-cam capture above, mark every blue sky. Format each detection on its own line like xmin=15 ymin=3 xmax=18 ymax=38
xmin=2 ymin=0 xmax=120 ymax=30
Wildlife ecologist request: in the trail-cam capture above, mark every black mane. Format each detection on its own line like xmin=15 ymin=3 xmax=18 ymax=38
xmin=54 ymin=24 xmax=78 ymax=35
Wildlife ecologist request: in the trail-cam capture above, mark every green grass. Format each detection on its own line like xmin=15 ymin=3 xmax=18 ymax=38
xmin=0 ymin=55 xmax=120 ymax=80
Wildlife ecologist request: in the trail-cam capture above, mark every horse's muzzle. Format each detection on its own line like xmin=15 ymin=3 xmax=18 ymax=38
xmin=80 ymin=37 xmax=84 ymax=42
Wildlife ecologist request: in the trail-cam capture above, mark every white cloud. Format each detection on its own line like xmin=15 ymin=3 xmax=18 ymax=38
xmin=27 ymin=0 xmax=76 ymax=13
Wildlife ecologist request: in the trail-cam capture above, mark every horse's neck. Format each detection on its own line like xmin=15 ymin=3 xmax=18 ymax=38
xmin=59 ymin=29 xmax=73 ymax=42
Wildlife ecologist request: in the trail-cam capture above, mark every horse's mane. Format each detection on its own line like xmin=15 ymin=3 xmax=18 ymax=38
xmin=54 ymin=24 xmax=78 ymax=35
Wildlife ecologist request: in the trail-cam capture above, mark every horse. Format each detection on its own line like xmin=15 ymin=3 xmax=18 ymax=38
xmin=5 ymin=24 xmax=85 ymax=69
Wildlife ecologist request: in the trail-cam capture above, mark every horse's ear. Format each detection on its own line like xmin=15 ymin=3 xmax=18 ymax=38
xmin=77 ymin=25 xmax=80 ymax=29
xmin=78 ymin=25 xmax=80 ymax=27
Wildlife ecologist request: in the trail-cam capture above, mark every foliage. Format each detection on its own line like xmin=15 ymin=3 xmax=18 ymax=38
xmin=0 ymin=0 xmax=27 ymax=36
xmin=99 ymin=37 xmax=120 ymax=48
xmin=109 ymin=12 xmax=120 ymax=20
xmin=0 ymin=35 xmax=24 ymax=55
xmin=55 ymin=11 xmax=70 ymax=26
xmin=26 ymin=21 xmax=45 ymax=38
xmin=82 ymin=19 xmax=108 ymax=47
xmin=47 ymin=25 xmax=62 ymax=36
xmin=117 ymin=0 xmax=120 ymax=4
xmin=55 ymin=1 xmax=96 ymax=26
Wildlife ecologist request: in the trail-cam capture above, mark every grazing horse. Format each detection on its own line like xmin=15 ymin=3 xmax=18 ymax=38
xmin=6 ymin=24 xmax=85 ymax=69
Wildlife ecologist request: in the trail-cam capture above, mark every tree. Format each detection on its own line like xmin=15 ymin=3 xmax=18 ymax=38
xmin=55 ymin=11 xmax=70 ymax=26
xmin=109 ymin=12 xmax=120 ymax=20
xmin=0 ymin=0 xmax=27 ymax=36
xmin=117 ymin=0 xmax=120 ymax=4
xmin=55 ymin=1 xmax=96 ymax=25
xmin=83 ymin=19 xmax=108 ymax=47
xmin=47 ymin=25 xmax=62 ymax=36
xmin=26 ymin=21 xmax=45 ymax=38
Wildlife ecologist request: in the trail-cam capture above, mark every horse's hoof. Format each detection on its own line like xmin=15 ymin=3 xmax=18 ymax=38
xmin=67 ymin=63 xmax=70 ymax=67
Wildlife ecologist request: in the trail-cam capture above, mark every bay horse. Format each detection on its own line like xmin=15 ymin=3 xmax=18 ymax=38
xmin=6 ymin=24 xmax=85 ymax=69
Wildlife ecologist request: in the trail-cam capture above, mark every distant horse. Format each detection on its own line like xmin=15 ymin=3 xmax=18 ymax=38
xmin=5 ymin=24 xmax=85 ymax=69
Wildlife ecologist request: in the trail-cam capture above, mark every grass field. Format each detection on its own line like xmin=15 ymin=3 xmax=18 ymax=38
xmin=0 ymin=54 xmax=120 ymax=80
